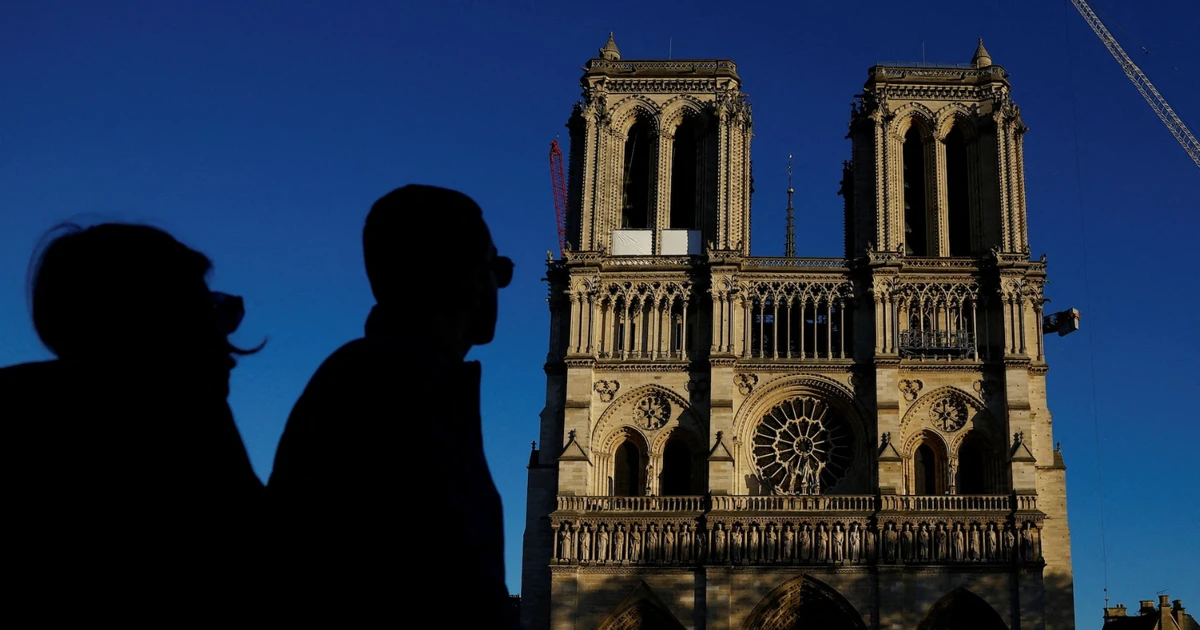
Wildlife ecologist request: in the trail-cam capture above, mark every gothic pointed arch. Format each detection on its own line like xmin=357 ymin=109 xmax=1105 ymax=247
xmin=597 ymin=582 xmax=686 ymax=630
xmin=934 ymin=103 xmax=979 ymax=141
xmin=900 ymin=385 xmax=994 ymax=440
xmin=916 ymin=587 xmax=1009 ymax=630
xmin=592 ymin=384 xmax=701 ymax=495
xmin=732 ymin=374 xmax=870 ymax=494
xmin=609 ymin=95 xmax=662 ymax=136
xmin=740 ymin=574 xmax=868 ymax=630
xmin=891 ymin=102 xmax=937 ymax=140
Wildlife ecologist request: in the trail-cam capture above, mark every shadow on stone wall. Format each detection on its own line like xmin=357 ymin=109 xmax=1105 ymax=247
xmin=556 ymin=564 xmax=1075 ymax=630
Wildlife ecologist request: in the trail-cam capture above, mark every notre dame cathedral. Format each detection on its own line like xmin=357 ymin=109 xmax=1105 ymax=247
xmin=520 ymin=34 xmax=1075 ymax=630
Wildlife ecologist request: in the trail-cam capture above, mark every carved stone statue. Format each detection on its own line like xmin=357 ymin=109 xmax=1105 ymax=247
xmin=918 ymin=524 xmax=930 ymax=562
xmin=799 ymin=525 xmax=812 ymax=562
xmin=832 ymin=525 xmax=845 ymax=563
xmin=884 ymin=523 xmax=898 ymax=562
xmin=748 ymin=525 xmax=760 ymax=562
xmin=951 ymin=524 xmax=965 ymax=562
xmin=715 ymin=525 xmax=728 ymax=562
xmin=597 ymin=526 xmax=609 ymax=562
xmin=559 ymin=526 xmax=572 ymax=561
xmin=680 ymin=524 xmax=692 ymax=563
xmin=663 ymin=525 xmax=676 ymax=563
xmin=695 ymin=528 xmax=708 ymax=563
xmin=1003 ymin=527 xmax=1016 ymax=562
xmin=900 ymin=524 xmax=913 ymax=562
xmin=1021 ymin=524 xmax=1036 ymax=562
xmin=816 ymin=524 xmax=828 ymax=563
xmin=579 ymin=525 xmax=591 ymax=562
xmin=730 ymin=525 xmax=743 ymax=563
xmin=782 ymin=525 xmax=795 ymax=562
xmin=630 ymin=526 xmax=642 ymax=562
xmin=985 ymin=524 xmax=998 ymax=561
xmin=765 ymin=525 xmax=777 ymax=563
xmin=848 ymin=524 xmax=861 ymax=563
xmin=646 ymin=524 xmax=659 ymax=563
xmin=935 ymin=524 xmax=948 ymax=561
xmin=969 ymin=524 xmax=981 ymax=561
xmin=615 ymin=525 xmax=626 ymax=562
xmin=865 ymin=526 xmax=876 ymax=562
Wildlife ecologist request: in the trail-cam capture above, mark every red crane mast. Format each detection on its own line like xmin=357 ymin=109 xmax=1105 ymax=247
xmin=548 ymin=139 xmax=568 ymax=257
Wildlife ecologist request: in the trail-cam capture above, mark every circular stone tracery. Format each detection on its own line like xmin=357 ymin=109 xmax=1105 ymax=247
xmin=633 ymin=392 xmax=671 ymax=430
xmin=753 ymin=396 xmax=853 ymax=494
xmin=929 ymin=395 xmax=969 ymax=432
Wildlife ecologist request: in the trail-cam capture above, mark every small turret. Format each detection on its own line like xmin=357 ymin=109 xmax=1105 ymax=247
xmin=599 ymin=32 xmax=621 ymax=61
xmin=972 ymin=37 xmax=993 ymax=68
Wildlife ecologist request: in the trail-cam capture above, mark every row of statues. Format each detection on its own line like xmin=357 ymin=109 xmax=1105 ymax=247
xmin=554 ymin=520 xmax=1042 ymax=566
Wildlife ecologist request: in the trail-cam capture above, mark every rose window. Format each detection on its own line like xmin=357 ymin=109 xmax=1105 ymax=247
xmin=752 ymin=396 xmax=853 ymax=494
xmin=634 ymin=393 xmax=671 ymax=430
xmin=929 ymin=395 xmax=968 ymax=432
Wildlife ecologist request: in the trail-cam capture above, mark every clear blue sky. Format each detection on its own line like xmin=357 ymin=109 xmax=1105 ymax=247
xmin=2 ymin=0 xmax=1197 ymax=622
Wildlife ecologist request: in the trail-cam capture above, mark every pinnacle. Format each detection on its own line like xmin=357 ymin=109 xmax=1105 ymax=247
xmin=972 ymin=37 xmax=993 ymax=68
xmin=599 ymin=32 xmax=621 ymax=61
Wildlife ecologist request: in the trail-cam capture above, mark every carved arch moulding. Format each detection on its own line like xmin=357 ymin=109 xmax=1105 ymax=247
xmin=933 ymin=103 xmax=981 ymax=140
xmin=591 ymin=383 xmax=704 ymax=457
xmin=608 ymin=95 xmax=662 ymax=136
xmin=898 ymin=385 xmax=996 ymax=445
xmin=888 ymin=102 xmax=938 ymax=139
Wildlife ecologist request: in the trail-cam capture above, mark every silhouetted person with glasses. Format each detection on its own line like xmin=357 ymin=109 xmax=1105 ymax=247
xmin=268 ymin=185 xmax=516 ymax=624
xmin=0 ymin=223 xmax=263 ymax=613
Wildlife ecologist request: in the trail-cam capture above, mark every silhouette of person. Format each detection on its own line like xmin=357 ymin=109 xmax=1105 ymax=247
xmin=267 ymin=185 xmax=515 ymax=625
xmin=0 ymin=222 xmax=264 ymax=613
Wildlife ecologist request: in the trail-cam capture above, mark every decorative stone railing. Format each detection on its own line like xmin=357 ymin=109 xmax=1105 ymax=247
xmin=549 ymin=493 xmax=1043 ymax=569
xmin=602 ymin=256 xmax=695 ymax=267
xmin=556 ymin=495 xmax=705 ymax=513
xmin=879 ymin=494 xmax=1012 ymax=512
xmin=709 ymin=494 xmax=875 ymax=512
xmin=741 ymin=257 xmax=850 ymax=269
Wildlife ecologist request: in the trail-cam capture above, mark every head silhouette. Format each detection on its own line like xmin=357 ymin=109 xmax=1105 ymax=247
xmin=364 ymin=185 xmax=512 ymax=354
xmin=29 ymin=222 xmax=250 ymax=394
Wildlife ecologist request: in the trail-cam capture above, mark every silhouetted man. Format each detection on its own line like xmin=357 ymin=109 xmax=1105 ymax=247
xmin=268 ymin=185 xmax=515 ymax=624
xmin=0 ymin=223 xmax=264 ymax=615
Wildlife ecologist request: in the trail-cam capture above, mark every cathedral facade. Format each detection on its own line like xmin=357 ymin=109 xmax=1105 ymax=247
xmin=520 ymin=35 xmax=1075 ymax=630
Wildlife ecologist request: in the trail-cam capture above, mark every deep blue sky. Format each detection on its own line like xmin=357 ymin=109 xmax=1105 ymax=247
xmin=2 ymin=0 xmax=1197 ymax=622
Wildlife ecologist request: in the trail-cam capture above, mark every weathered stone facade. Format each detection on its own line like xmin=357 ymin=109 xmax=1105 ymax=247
xmin=521 ymin=36 xmax=1075 ymax=630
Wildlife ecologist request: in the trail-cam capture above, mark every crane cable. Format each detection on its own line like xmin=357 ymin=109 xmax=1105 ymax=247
xmin=1061 ymin=0 xmax=1111 ymax=607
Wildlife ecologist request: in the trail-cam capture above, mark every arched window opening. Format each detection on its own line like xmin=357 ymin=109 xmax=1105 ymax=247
xmin=903 ymin=127 xmax=929 ymax=256
xmin=622 ymin=119 xmax=654 ymax=229
xmin=614 ymin=441 xmax=643 ymax=497
xmin=916 ymin=588 xmax=1008 ymax=630
xmin=946 ymin=124 xmax=972 ymax=256
xmin=670 ymin=116 xmax=702 ymax=230
xmin=956 ymin=435 xmax=992 ymax=494
xmin=661 ymin=438 xmax=693 ymax=495
xmin=915 ymin=443 xmax=939 ymax=495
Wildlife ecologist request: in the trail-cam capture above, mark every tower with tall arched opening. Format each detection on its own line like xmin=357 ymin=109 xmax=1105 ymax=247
xmin=521 ymin=35 xmax=1074 ymax=630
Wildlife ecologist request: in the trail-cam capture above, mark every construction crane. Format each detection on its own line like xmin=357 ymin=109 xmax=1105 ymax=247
xmin=1070 ymin=0 xmax=1200 ymax=169
xmin=548 ymin=139 xmax=569 ymax=257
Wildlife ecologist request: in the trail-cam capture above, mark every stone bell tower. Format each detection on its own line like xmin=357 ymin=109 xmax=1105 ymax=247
xmin=523 ymin=37 xmax=1075 ymax=630
xmin=563 ymin=32 xmax=753 ymax=257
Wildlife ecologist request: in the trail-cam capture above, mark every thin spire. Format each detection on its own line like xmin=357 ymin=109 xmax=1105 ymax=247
xmin=785 ymin=154 xmax=796 ymax=258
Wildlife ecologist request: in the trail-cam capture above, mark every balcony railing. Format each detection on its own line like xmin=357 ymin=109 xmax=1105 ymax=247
xmin=898 ymin=330 xmax=976 ymax=358
xmin=880 ymin=494 xmax=1013 ymax=512
xmin=557 ymin=495 xmax=705 ymax=513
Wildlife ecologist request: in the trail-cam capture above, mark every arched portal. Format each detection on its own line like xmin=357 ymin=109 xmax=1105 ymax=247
xmin=614 ymin=440 xmax=644 ymax=497
xmin=741 ymin=575 xmax=868 ymax=630
xmin=660 ymin=437 xmax=693 ymax=495
xmin=597 ymin=599 xmax=685 ymax=630
xmin=916 ymin=587 xmax=1009 ymax=630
